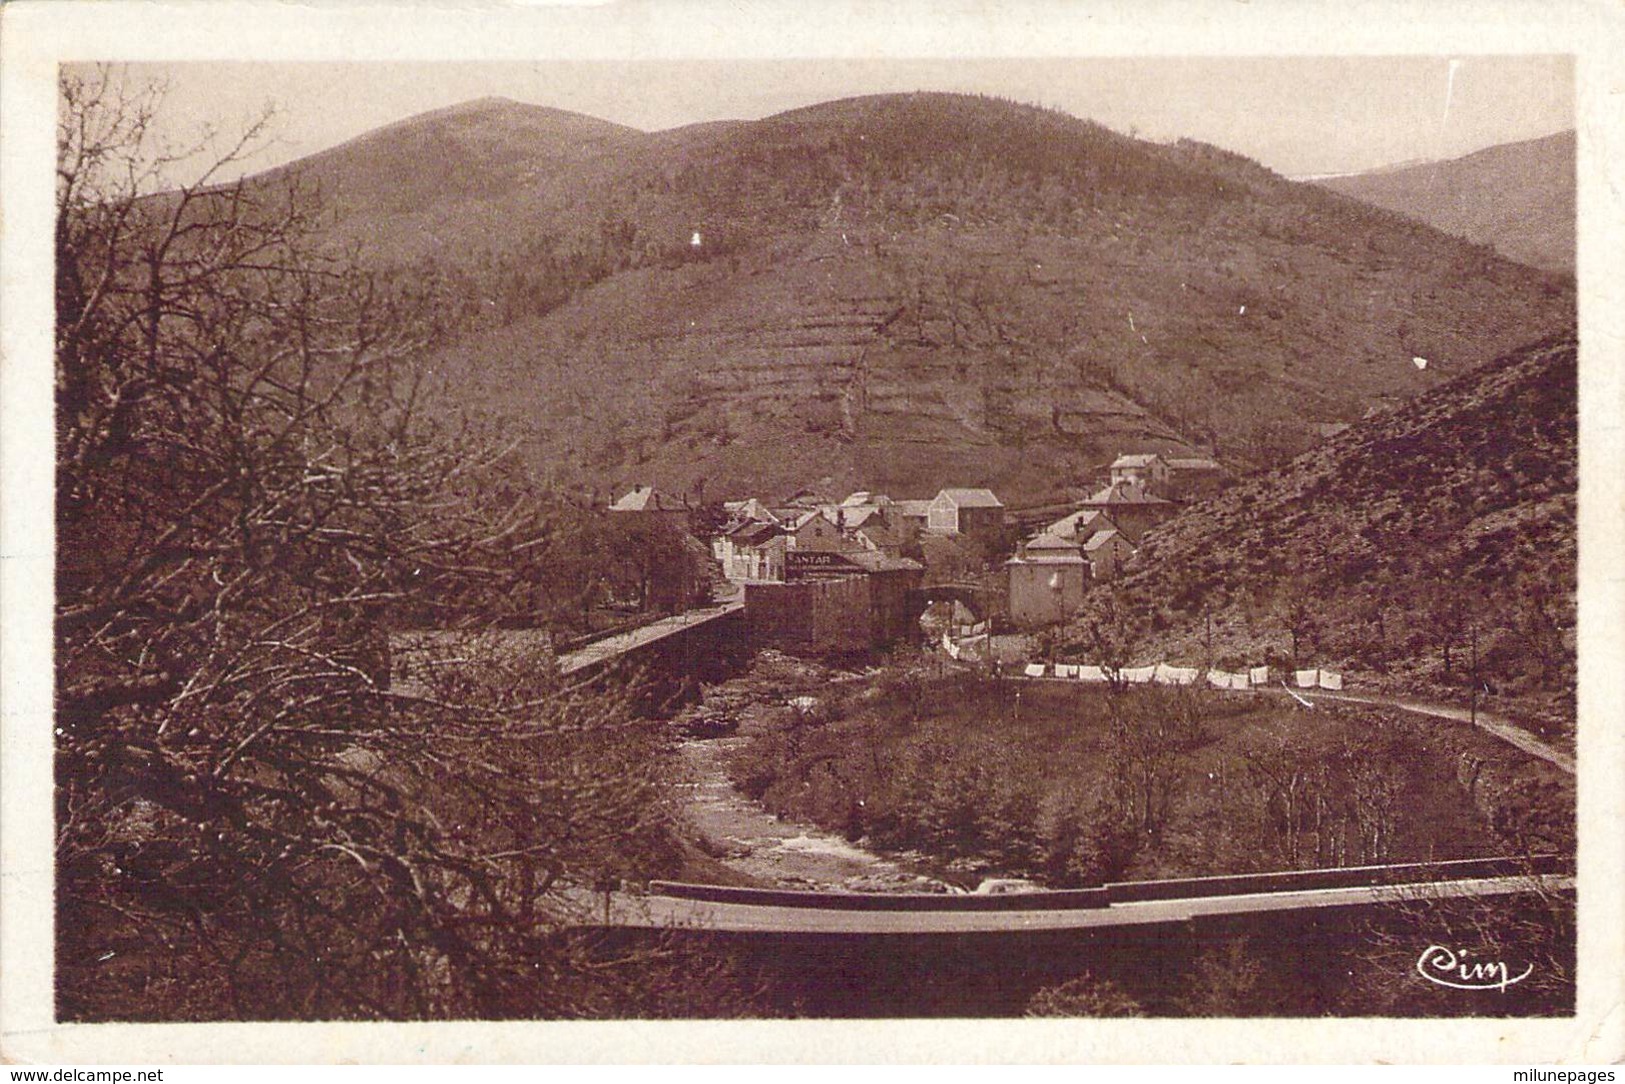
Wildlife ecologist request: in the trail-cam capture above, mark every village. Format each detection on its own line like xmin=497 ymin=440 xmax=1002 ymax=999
xmin=609 ymin=451 xmax=1233 ymax=660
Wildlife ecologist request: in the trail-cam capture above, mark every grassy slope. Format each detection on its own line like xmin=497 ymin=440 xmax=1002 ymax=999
xmin=262 ymin=93 xmax=1575 ymax=505
xmin=1317 ymin=130 xmax=1576 ymax=274
xmin=1080 ymin=333 xmax=1577 ymax=737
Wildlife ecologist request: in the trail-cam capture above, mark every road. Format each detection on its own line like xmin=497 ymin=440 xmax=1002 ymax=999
xmin=585 ymin=874 xmax=1573 ymax=935
xmin=1256 ymin=687 xmax=1575 ymax=775
xmin=556 ymin=599 xmax=743 ymax=676
xmin=1010 ymin=670 xmax=1574 ymax=776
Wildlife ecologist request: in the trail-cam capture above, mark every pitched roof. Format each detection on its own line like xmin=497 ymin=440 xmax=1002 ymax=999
xmin=1025 ymin=532 xmax=1081 ymax=553
xmin=723 ymin=497 xmax=778 ymax=522
xmin=781 ymin=484 xmax=837 ymax=507
xmin=1166 ymin=457 xmax=1221 ymax=471
xmin=1043 ymin=507 xmax=1104 ymax=538
xmin=935 ymin=487 xmax=1003 ymax=508
xmin=1002 ymin=532 xmax=1081 ymax=566
xmin=840 ymin=491 xmax=891 ymax=507
xmin=1083 ymin=482 xmax=1171 ymax=506
xmin=855 ymin=519 xmax=903 ymax=548
xmin=789 ymin=509 xmax=836 ymax=531
xmin=732 ymin=522 xmax=782 ymax=546
xmin=891 ymin=499 xmax=933 ymax=518
xmin=1111 ymin=453 xmax=1164 ymax=469
xmin=610 ymin=485 xmax=686 ymax=512
xmin=840 ymin=505 xmax=885 ymax=529
xmin=1084 ymin=528 xmax=1126 ymax=551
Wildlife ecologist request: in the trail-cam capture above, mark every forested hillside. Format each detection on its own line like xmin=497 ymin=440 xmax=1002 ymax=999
xmin=255 ymin=93 xmax=1575 ymax=504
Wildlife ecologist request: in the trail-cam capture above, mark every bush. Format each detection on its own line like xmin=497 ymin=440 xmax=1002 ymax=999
xmin=1026 ymin=973 xmax=1144 ymax=1017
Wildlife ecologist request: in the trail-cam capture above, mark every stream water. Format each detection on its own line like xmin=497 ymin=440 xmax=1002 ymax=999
xmin=674 ymin=735 xmax=955 ymax=892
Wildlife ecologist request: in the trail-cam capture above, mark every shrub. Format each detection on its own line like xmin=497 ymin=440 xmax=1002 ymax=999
xmin=1026 ymin=973 xmax=1144 ymax=1017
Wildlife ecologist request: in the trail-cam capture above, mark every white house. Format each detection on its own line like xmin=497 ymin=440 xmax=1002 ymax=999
xmin=926 ymin=488 xmax=1004 ymax=537
xmin=1109 ymin=454 xmax=1169 ymax=491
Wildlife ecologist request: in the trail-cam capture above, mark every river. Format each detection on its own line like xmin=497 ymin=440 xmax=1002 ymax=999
xmin=673 ymin=733 xmax=958 ymax=892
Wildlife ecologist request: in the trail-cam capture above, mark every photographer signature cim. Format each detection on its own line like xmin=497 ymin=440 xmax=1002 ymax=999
xmin=1416 ymin=944 xmax=1534 ymax=991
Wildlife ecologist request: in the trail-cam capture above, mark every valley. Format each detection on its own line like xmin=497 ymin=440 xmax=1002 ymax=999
xmin=49 ymin=61 xmax=1585 ymax=1025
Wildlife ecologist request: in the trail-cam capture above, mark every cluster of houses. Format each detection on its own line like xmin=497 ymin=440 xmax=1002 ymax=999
xmin=608 ymin=450 xmax=1226 ymax=645
xmin=1005 ymin=453 xmax=1223 ymax=626
xmin=707 ymin=487 xmax=1005 ymax=584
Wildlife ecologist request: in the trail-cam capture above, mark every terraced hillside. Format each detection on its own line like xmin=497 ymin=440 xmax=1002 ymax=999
xmin=261 ymin=93 xmax=1576 ymax=504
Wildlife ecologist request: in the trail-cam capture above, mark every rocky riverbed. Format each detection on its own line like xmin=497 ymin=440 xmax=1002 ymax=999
xmin=667 ymin=650 xmax=960 ymax=893
xmin=673 ymin=734 xmax=954 ymax=892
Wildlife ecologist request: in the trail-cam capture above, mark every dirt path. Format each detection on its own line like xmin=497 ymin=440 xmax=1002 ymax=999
xmin=1278 ymin=689 xmax=1575 ymax=775
xmin=1010 ymin=671 xmax=1575 ymax=775
xmin=673 ymin=736 xmax=953 ymax=892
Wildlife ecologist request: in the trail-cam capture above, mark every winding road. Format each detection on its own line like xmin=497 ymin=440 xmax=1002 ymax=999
xmin=1011 ymin=669 xmax=1574 ymax=775
xmin=1256 ymin=687 xmax=1574 ymax=775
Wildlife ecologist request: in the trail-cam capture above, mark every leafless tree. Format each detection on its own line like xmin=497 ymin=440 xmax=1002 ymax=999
xmin=54 ymin=66 xmax=748 ymax=1021
xmin=1271 ymin=581 xmax=1320 ymax=669
xmin=1345 ymin=871 xmax=1574 ymax=1015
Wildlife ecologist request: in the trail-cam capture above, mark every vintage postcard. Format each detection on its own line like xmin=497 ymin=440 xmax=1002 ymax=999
xmin=2 ymin=0 xmax=1621 ymax=1066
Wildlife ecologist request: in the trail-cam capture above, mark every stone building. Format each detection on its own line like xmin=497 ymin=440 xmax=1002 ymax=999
xmin=1109 ymin=454 xmax=1169 ymax=491
xmin=926 ymin=488 xmax=1005 ymax=538
xmin=1005 ymin=533 xmax=1088 ymax=627
xmin=744 ymin=549 xmax=925 ymax=654
xmin=714 ymin=520 xmax=787 ymax=582
xmin=1078 ymin=481 xmax=1175 ymax=544
xmin=1083 ymin=528 xmax=1136 ymax=580
xmin=784 ymin=509 xmax=849 ymax=552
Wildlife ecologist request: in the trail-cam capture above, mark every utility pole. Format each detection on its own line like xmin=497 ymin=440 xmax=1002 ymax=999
xmin=1469 ymin=617 xmax=1479 ymax=728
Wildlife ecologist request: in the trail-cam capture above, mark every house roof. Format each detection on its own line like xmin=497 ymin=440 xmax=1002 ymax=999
xmin=1083 ymin=482 xmax=1171 ymax=506
xmin=789 ymin=509 xmax=836 ymax=531
xmin=1111 ymin=453 xmax=1164 ymax=469
xmin=781 ymin=484 xmax=837 ymax=507
xmin=891 ymin=499 xmax=933 ymax=518
xmin=839 ymin=505 xmax=885 ymax=530
xmin=840 ymin=491 xmax=890 ymax=507
xmin=733 ymin=522 xmax=782 ymax=546
xmin=1084 ymin=528 xmax=1126 ymax=552
xmin=723 ymin=497 xmax=779 ymax=521
xmin=1043 ymin=507 xmax=1105 ymax=538
xmin=1004 ymin=532 xmax=1083 ymax=566
xmin=1166 ymin=457 xmax=1221 ymax=471
xmin=611 ymin=485 xmax=686 ymax=512
xmin=1025 ymin=532 xmax=1081 ymax=553
xmin=855 ymin=520 xmax=902 ymax=548
xmin=935 ymin=487 xmax=1004 ymax=508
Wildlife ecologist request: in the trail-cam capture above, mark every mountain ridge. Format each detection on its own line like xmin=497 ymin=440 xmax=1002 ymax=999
xmin=1315 ymin=129 xmax=1575 ymax=273
xmin=252 ymin=92 xmax=1575 ymax=504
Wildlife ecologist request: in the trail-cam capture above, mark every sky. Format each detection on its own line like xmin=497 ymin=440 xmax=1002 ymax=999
xmin=104 ymin=55 xmax=1574 ymax=184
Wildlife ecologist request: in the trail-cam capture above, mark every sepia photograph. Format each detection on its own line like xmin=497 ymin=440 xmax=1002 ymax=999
xmin=3 ymin=0 xmax=1622 ymax=1067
